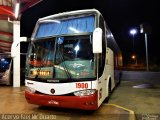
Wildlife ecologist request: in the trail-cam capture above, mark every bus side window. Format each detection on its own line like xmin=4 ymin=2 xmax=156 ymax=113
xmin=98 ymin=15 xmax=106 ymax=77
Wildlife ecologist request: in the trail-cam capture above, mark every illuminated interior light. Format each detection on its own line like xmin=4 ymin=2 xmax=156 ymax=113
xmin=74 ymin=45 xmax=80 ymax=52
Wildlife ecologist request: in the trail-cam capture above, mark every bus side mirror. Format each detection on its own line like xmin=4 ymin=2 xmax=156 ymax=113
xmin=92 ymin=28 xmax=102 ymax=53
xmin=11 ymin=37 xmax=28 ymax=58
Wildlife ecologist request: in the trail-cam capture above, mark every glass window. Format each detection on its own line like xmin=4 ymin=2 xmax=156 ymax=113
xmin=35 ymin=16 xmax=95 ymax=38
xmin=26 ymin=35 xmax=96 ymax=81
xmin=98 ymin=15 xmax=106 ymax=77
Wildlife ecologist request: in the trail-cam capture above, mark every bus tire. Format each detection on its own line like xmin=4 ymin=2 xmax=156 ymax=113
xmin=117 ymin=71 xmax=122 ymax=85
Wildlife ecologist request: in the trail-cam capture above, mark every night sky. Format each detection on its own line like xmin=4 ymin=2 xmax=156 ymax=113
xmin=20 ymin=0 xmax=160 ymax=66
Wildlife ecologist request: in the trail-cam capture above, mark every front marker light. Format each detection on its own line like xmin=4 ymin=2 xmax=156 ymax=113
xmin=74 ymin=89 xmax=96 ymax=96
xmin=25 ymin=87 xmax=36 ymax=93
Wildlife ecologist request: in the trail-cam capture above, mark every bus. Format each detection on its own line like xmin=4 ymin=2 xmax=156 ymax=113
xmin=0 ymin=53 xmax=12 ymax=85
xmin=0 ymin=52 xmax=27 ymax=86
xmin=25 ymin=9 xmax=122 ymax=110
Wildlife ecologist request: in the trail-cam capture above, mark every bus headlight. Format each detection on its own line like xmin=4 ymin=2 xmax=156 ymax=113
xmin=74 ymin=89 xmax=96 ymax=96
xmin=25 ymin=87 xmax=36 ymax=93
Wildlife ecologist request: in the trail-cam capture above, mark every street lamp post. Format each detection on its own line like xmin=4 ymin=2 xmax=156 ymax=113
xmin=140 ymin=23 xmax=151 ymax=71
xmin=145 ymin=33 xmax=149 ymax=71
xmin=130 ymin=29 xmax=137 ymax=65
xmin=130 ymin=29 xmax=137 ymax=53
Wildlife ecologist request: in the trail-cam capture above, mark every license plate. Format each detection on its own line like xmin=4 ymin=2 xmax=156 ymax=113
xmin=48 ymin=100 xmax=59 ymax=105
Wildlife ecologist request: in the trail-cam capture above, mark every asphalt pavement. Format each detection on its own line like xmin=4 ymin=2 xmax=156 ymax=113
xmin=108 ymin=80 xmax=160 ymax=120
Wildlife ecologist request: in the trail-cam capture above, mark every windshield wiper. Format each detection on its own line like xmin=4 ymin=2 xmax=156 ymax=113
xmin=56 ymin=41 xmax=72 ymax=80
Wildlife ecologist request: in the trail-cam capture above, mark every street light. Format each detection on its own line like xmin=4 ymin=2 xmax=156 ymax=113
xmin=130 ymin=29 xmax=138 ymax=66
xmin=131 ymin=55 xmax=136 ymax=59
xmin=130 ymin=29 xmax=137 ymax=53
xmin=140 ymin=23 xmax=151 ymax=71
xmin=131 ymin=54 xmax=137 ymax=65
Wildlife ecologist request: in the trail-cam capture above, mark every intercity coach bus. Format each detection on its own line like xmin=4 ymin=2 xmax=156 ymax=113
xmin=25 ymin=9 xmax=122 ymax=110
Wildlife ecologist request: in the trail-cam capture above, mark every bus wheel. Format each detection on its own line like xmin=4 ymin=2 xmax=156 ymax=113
xmin=117 ymin=71 xmax=122 ymax=85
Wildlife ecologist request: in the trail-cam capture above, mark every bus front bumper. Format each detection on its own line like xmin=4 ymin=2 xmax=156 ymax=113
xmin=25 ymin=91 xmax=98 ymax=110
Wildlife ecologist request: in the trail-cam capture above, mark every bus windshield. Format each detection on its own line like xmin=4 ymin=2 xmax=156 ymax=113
xmin=26 ymin=35 xmax=96 ymax=81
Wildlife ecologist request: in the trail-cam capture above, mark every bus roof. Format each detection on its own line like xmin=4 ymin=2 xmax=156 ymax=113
xmin=38 ymin=9 xmax=101 ymax=22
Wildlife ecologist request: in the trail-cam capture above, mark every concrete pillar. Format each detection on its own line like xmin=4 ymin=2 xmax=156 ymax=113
xmin=13 ymin=21 xmax=20 ymax=87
